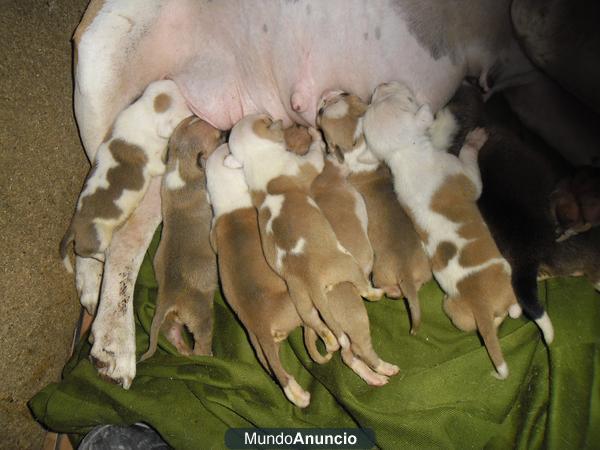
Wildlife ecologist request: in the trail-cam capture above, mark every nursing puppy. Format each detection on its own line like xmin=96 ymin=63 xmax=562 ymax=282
xmin=60 ymin=80 xmax=192 ymax=269
xmin=227 ymin=115 xmax=396 ymax=379
xmin=206 ymin=144 xmax=322 ymax=407
xmin=140 ymin=117 xmax=222 ymax=360
xmin=317 ymin=91 xmax=431 ymax=334
xmin=363 ymin=81 xmax=518 ymax=379
xmin=429 ymin=83 xmax=597 ymax=343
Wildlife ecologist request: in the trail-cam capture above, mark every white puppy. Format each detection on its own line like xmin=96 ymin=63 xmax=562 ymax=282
xmin=60 ymin=80 xmax=192 ymax=270
xmin=363 ymin=81 xmax=518 ymax=379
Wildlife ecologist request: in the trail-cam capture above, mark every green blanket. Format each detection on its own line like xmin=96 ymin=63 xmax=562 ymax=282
xmin=30 ymin=232 xmax=600 ymax=449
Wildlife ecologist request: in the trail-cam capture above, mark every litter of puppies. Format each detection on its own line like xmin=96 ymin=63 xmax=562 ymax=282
xmin=61 ymin=80 xmax=600 ymax=406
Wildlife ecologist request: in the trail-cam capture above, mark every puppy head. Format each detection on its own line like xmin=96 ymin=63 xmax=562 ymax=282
xmin=316 ymin=91 xmax=368 ymax=163
xmin=228 ymin=114 xmax=285 ymax=167
xmin=143 ymin=80 xmax=192 ymax=139
xmin=169 ymin=117 xmax=224 ymax=171
xmin=283 ymin=124 xmax=312 ymax=156
xmin=364 ymin=81 xmax=434 ymax=159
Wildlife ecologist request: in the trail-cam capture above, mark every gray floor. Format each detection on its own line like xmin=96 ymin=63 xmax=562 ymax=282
xmin=0 ymin=0 xmax=89 ymax=448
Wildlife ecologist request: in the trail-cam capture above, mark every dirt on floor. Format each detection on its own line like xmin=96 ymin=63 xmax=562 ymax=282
xmin=0 ymin=0 xmax=90 ymax=448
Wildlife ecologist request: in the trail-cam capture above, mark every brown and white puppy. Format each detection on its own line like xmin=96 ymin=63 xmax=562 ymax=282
xmin=60 ymin=80 xmax=192 ymax=270
xmin=317 ymin=91 xmax=432 ymax=334
xmin=227 ymin=115 xmax=397 ymax=379
xmin=205 ymin=144 xmax=323 ymax=407
xmin=364 ymin=81 xmax=518 ymax=379
xmin=140 ymin=117 xmax=221 ymax=361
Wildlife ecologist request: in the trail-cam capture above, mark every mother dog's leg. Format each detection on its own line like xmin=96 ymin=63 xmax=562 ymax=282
xmin=74 ymin=0 xmax=187 ymax=160
xmin=90 ymin=178 xmax=161 ymax=388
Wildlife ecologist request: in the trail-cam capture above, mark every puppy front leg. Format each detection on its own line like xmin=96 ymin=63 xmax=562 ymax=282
xmin=90 ymin=177 xmax=162 ymax=389
xmin=458 ymin=128 xmax=488 ymax=198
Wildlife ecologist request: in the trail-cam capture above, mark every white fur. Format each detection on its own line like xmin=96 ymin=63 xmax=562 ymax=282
xmin=428 ymin=107 xmax=458 ymax=151
xmin=275 ymin=246 xmax=286 ymax=272
xmin=164 ymin=160 xmax=186 ymax=190
xmin=535 ymin=312 xmax=554 ymax=344
xmin=508 ymin=303 xmax=522 ymax=319
xmin=283 ymin=378 xmax=310 ymax=408
xmin=307 ymin=197 xmax=319 ymax=209
xmin=337 ymin=242 xmax=351 ymax=256
xmin=263 ymin=194 xmax=284 ymax=234
xmin=322 ymin=98 xmax=349 ymax=119
xmin=290 ymin=237 xmax=306 ymax=255
xmin=205 ymin=144 xmax=253 ymax=218
xmin=494 ymin=362 xmax=509 ymax=380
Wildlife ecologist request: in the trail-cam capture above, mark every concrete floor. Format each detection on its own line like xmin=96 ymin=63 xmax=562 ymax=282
xmin=0 ymin=0 xmax=90 ymax=448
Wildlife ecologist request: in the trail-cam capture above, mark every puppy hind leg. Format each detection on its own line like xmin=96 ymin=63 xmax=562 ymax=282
xmin=260 ymin=338 xmax=310 ymax=408
xmin=338 ymin=334 xmax=389 ymax=387
xmin=287 ymin=277 xmax=339 ymax=353
xmin=248 ymin=332 xmax=270 ymax=372
xmin=184 ymin=293 xmax=215 ymax=356
xmin=474 ymin=313 xmax=509 ymax=380
xmin=512 ymin=261 xmax=554 ymax=344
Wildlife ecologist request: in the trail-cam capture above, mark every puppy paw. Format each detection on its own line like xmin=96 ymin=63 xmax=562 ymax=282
xmin=347 ymin=357 xmax=389 ymax=386
xmin=374 ymin=360 xmax=400 ymax=377
xmin=284 ymin=378 xmax=311 ymax=408
xmin=491 ymin=362 xmax=509 ymax=380
xmin=464 ymin=127 xmax=488 ymax=151
xmin=362 ymin=287 xmax=384 ymax=302
xmin=90 ymin=319 xmax=136 ymax=389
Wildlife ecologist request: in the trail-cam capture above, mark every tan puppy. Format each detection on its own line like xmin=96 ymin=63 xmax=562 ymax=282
xmin=206 ymin=144 xmax=324 ymax=407
xmin=60 ymin=80 xmax=192 ymax=268
xmin=317 ymin=92 xmax=432 ymax=334
xmin=227 ymin=115 xmax=397 ymax=379
xmin=363 ymin=81 xmax=518 ymax=379
xmin=140 ymin=117 xmax=222 ymax=361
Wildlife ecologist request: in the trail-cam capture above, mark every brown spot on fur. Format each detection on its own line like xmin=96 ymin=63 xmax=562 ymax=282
xmin=252 ymin=117 xmax=285 ymax=143
xmin=266 ymin=164 xmax=319 ymax=195
xmin=318 ymin=94 xmax=367 ymax=153
xmin=70 ymin=140 xmax=147 ymax=257
xmin=457 ymin=221 xmax=481 ymax=240
xmin=459 ymin=233 xmax=500 ymax=267
xmin=430 ymin=174 xmax=479 ymax=223
xmin=431 ymin=241 xmax=457 ymax=271
xmin=154 ymin=93 xmax=172 ymax=113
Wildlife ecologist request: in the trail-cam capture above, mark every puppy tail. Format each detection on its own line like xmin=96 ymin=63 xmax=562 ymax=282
xmin=399 ymin=280 xmax=421 ymax=335
xmin=59 ymin=227 xmax=74 ymax=274
xmin=139 ymin=300 xmax=171 ymax=362
xmin=304 ymin=326 xmax=332 ymax=364
xmin=428 ymin=107 xmax=458 ymax=152
xmin=512 ymin=260 xmax=554 ymax=344
xmin=475 ymin=312 xmax=509 ymax=380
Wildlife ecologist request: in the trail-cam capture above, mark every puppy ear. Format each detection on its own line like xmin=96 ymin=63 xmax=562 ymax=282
xmin=269 ymin=119 xmax=283 ymax=132
xmin=415 ymin=104 xmax=434 ymax=129
xmin=357 ymin=148 xmax=379 ymax=165
xmin=223 ymin=154 xmax=243 ymax=169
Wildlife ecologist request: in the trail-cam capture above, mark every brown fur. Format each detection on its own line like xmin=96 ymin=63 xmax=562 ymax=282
xmin=318 ymin=94 xmax=368 ymax=153
xmin=141 ymin=118 xmax=221 ymax=360
xmin=284 ymin=124 xmax=312 ymax=155
xmin=253 ymin=168 xmax=386 ymax=373
xmin=431 ymin=241 xmax=458 ymax=272
xmin=349 ymin=167 xmax=432 ymax=333
xmin=311 ymin=159 xmax=373 ymax=273
xmin=443 ymin=263 xmax=515 ymax=372
xmin=214 ymin=207 xmax=325 ymax=405
xmin=153 ymin=93 xmax=172 ymax=113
